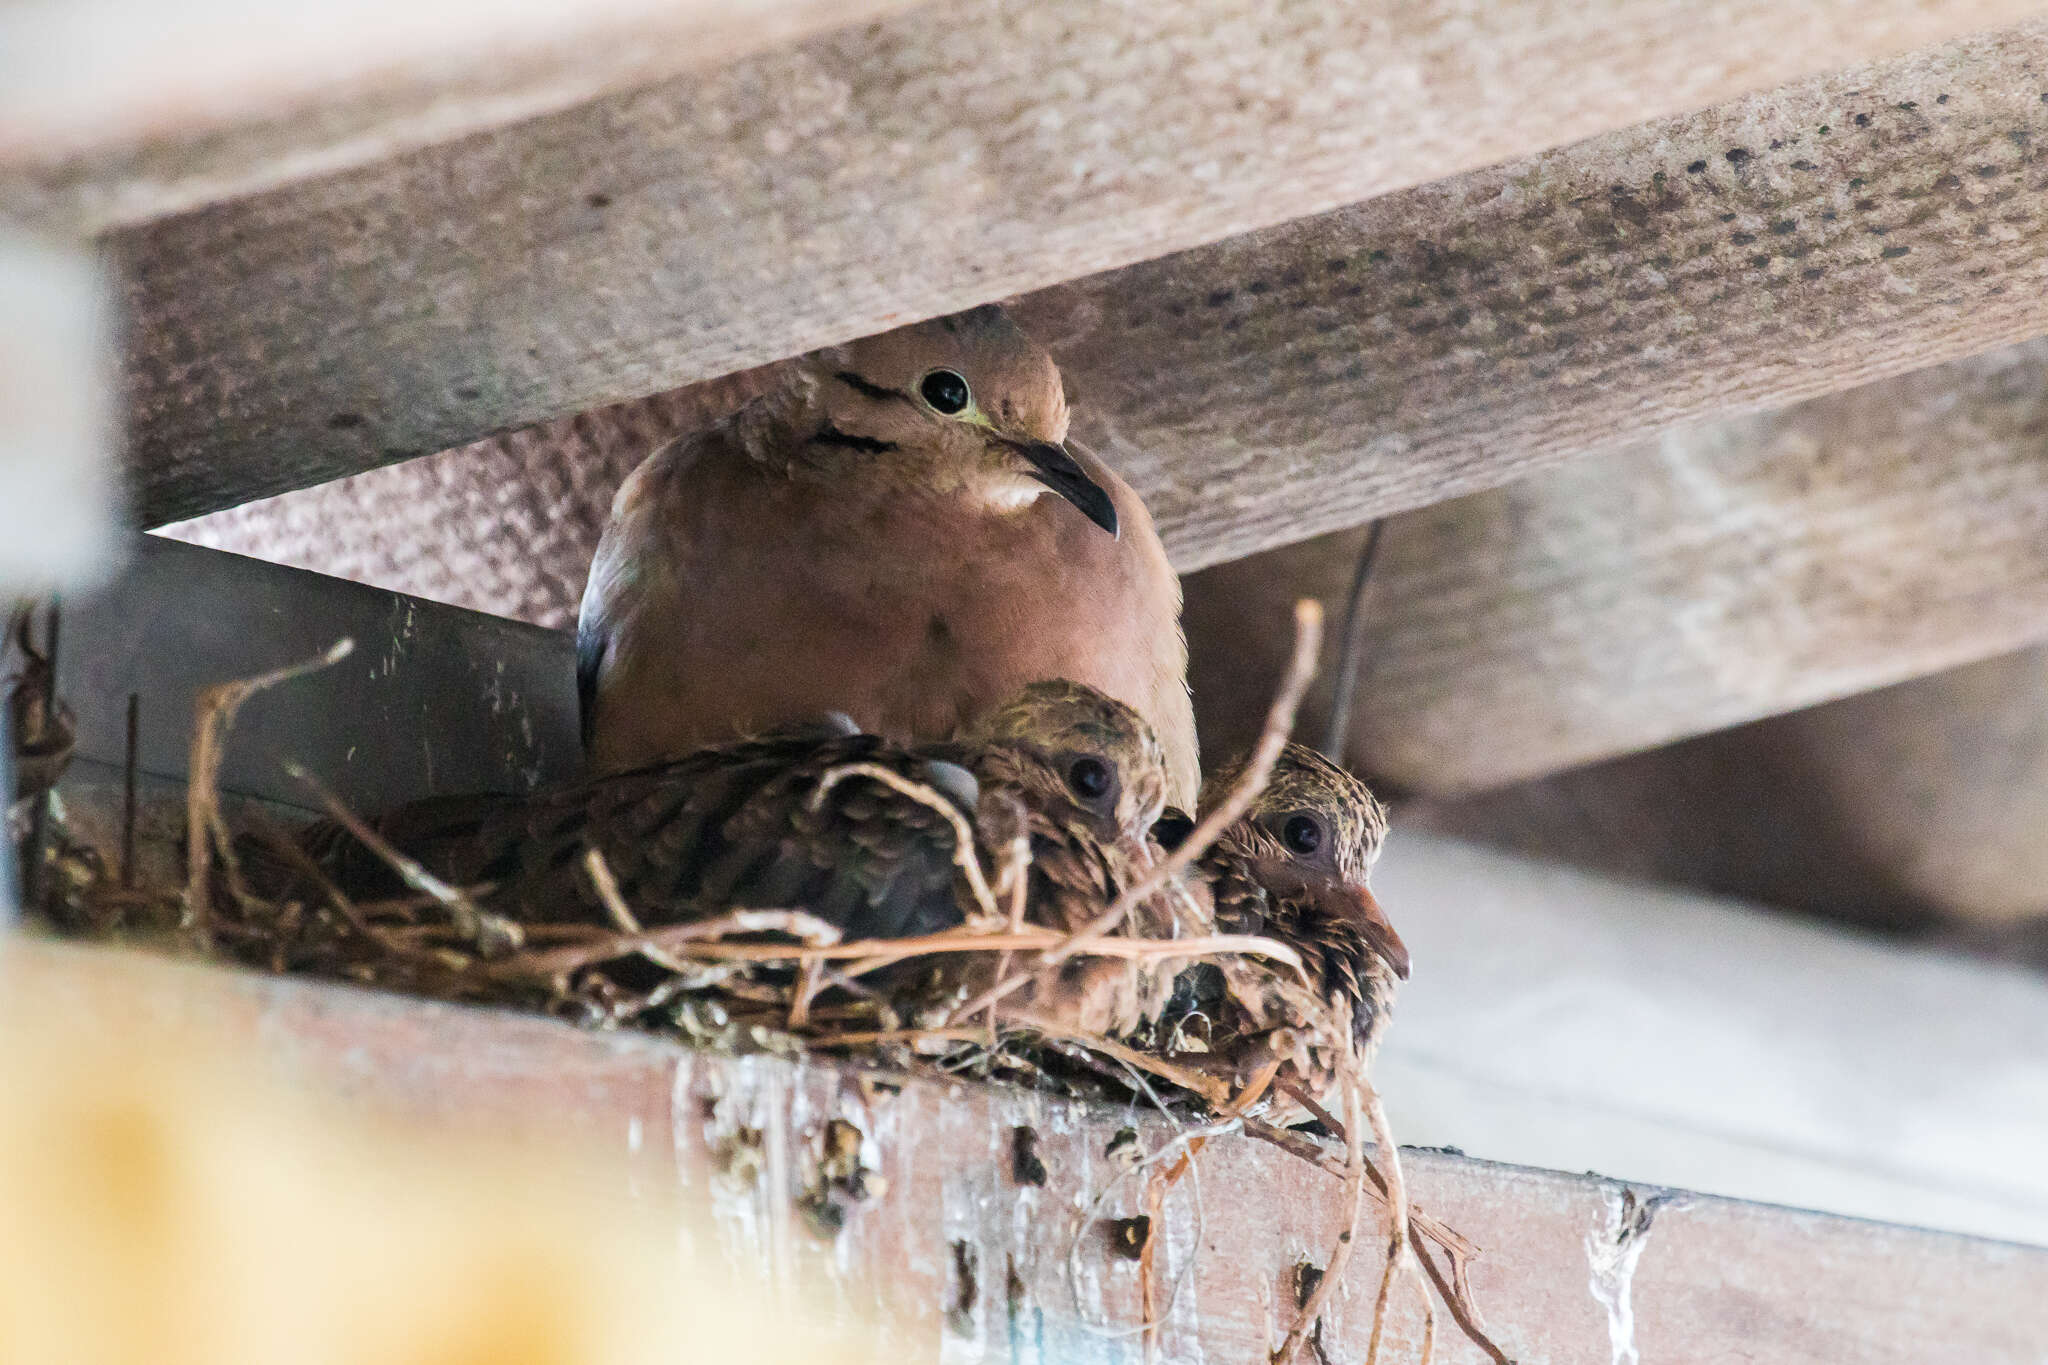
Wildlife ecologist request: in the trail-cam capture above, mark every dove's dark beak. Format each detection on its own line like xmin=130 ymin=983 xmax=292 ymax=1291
xmin=1012 ymin=440 xmax=1119 ymax=538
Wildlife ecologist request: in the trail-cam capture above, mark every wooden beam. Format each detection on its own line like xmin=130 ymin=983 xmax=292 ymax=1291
xmin=55 ymin=535 xmax=577 ymax=813
xmin=0 ymin=0 xmax=920 ymax=232
xmin=1022 ymin=18 xmax=2048 ymax=570
xmin=121 ymin=9 xmax=2048 ymax=526
xmin=159 ymin=368 xmax=786 ymax=629
xmin=21 ymin=937 xmax=2048 ymax=1359
xmin=1184 ymin=338 xmax=2048 ymax=795
xmin=1371 ymin=830 xmax=2048 ymax=1247
xmin=1403 ymin=645 xmax=2048 ymax=941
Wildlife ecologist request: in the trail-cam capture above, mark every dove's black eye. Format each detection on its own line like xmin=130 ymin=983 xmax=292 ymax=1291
xmin=1067 ymin=756 xmax=1112 ymax=801
xmin=920 ymin=369 xmax=971 ymax=415
xmin=1283 ymin=814 xmax=1324 ymax=857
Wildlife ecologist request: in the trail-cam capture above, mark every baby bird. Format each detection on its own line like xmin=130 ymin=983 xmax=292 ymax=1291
xmin=267 ymin=683 xmax=1183 ymax=1034
xmin=576 ymin=305 xmax=1200 ymax=807
xmin=959 ymin=680 xmax=1194 ymax=1037
xmin=1162 ymin=744 xmax=1406 ymax=1120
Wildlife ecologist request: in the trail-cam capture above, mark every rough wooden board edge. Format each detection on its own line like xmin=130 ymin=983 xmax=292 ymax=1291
xmin=1370 ymin=829 xmax=2048 ymax=1248
xmin=53 ymin=535 xmax=576 ymax=813
xmin=0 ymin=0 xmax=924 ymax=233
xmin=14 ymin=938 xmax=2047 ymax=1362
xmin=1017 ymin=18 xmax=2048 ymax=570
xmin=1399 ymin=643 xmax=2048 ymax=938
xmin=119 ymin=8 xmax=2048 ymax=525
xmin=156 ymin=369 xmax=786 ymax=631
xmin=1183 ymin=337 xmax=2048 ymax=795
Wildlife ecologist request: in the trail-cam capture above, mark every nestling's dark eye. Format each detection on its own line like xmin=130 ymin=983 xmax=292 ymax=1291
xmin=1067 ymin=756 xmax=1112 ymax=800
xmin=920 ymin=368 xmax=971 ymax=415
xmin=1283 ymin=814 xmax=1323 ymax=857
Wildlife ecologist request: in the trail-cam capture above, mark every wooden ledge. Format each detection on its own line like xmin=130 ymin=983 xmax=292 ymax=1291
xmin=14 ymin=938 xmax=2044 ymax=1362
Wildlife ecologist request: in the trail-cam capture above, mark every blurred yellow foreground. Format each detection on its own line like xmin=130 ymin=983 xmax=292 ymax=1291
xmin=0 ymin=946 xmax=884 ymax=1365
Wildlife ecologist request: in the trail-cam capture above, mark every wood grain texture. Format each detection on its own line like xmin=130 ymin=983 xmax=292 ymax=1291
xmin=22 ymin=938 xmax=2048 ymax=1361
xmin=1185 ymin=338 xmax=2048 ymax=796
xmin=1369 ymin=830 xmax=2048 ymax=1246
xmin=161 ymin=366 xmax=787 ymax=628
xmin=0 ymin=0 xmax=920 ymax=232
xmin=1404 ymin=644 xmax=2048 ymax=939
xmin=1018 ymin=19 xmax=2048 ymax=570
xmin=120 ymin=5 xmax=2048 ymax=526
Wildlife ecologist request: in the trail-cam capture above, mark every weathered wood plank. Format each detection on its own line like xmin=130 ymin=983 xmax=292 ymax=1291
xmin=0 ymin=0 xmax=920 ymax=232
xmin=1370 ymin=830 xmax=2048 ymax=1248
xmin=55 ymin=535 xmax=577 ymax=813
xmin=160 ymin=370 xmax=785 ymax=629
xmin=1184 ymin=338 xmax=2048 ymax=795
xmin=1022 ymin=19 xmax=2048 ymax=569
xmin=20 ymin=937 xmax=2048 ymax=1360
xmin=1403 ymin=644 xmax=2048 ymax=942
xmin=121 ymin=9 xmax=2048 ymax=526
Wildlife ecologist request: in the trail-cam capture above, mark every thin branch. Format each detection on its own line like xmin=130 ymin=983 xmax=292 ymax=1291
xmin=998 ymin=1008 xmax=1233 ymax=1107
xmin=806 ymin=1026 xmax=993 ymax=1050
xmin=489 ymin=907 xmax=844 ymax=981
xmin=284 ymin=756 xmax=519 ymax=956
xmin=121 ymin=692 xmax=139 ymax=889
xmin=1321 ymin=520 xmax=1385 ymax=761
xmin=1063 ymin=1115 xmax=1242 ymax=1338
xmin=14 ymin=599 xmax=62 ymax=912
xmin=581 ymin=848 xmax=642 ymax=933
xmin=812 ymin=760 xmax=1003 ymax=924
xmin=514 ymin=925 xmax=1304 ymax=972
xmin=1245 ymin=1111 xmax=1506 ymax=1363
xmin=1274 ymin=1069 xmax=1368 ymax=1365
xmin=238 ymin=813 xmax=438 ymax=963
xmin=184 ymin=637 xmax=355 ymax=941
xmin=1362 ymin=1077 xmax=1434 ymax=1365
xmin=1412 ymin=1238 xmax=1511 ymax=1365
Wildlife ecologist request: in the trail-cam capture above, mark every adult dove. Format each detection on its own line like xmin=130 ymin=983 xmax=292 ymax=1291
xmin=576 ymin=306 xmax=1199 ymax=806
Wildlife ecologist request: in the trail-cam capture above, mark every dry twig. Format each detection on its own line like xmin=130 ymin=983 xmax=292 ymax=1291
xmin=1274 ymin=1068 xmax=1369 ymax=1365
xmin=998 ymin=1008 xmax=1234 ymax=1107
xmin=813 ymin=760 xmax=1003 ymax=925
xmin=284 ymin=758 xmax=521 ymax=956
xmin=1361 ymin=1078 xmax=1435 ymax=1365
xmin=1246 ymin=1107 xmax=1508 ymax=1364
xmin=581 ymin=848 xmax=642 ymax=933
xmin=183 ymin=638 xmax=355 ymax=941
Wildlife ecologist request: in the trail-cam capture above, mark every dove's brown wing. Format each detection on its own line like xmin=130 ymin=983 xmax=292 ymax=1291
xmin=281 ymin=725 xmax=979 ymax=942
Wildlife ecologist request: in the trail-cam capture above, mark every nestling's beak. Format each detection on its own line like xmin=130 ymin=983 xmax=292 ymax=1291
xmin=1340 ymin=883 xmax=1410 ymax=981
xmin=1248 ymin=857 xmax=1412 ymax=982
xmin=1010 ymin=439 xmax=1119 ymax=538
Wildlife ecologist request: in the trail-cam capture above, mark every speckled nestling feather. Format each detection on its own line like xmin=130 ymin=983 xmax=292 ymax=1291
xmin=1169 ymin=744 xmax=1405 ymax=1120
